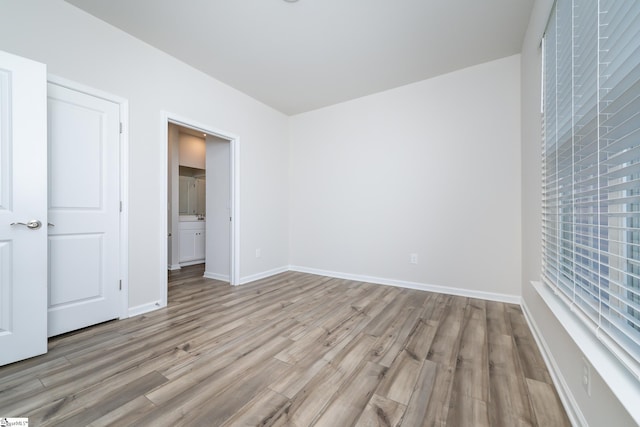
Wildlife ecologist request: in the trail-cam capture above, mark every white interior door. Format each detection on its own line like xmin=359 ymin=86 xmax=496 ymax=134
xmin=47 ymin=82 xmax=121 ymax=337
xmin=0 ymin=51 xmax=48 ymax=365
xmin=204 ymin=136 xmax=230 ymax=280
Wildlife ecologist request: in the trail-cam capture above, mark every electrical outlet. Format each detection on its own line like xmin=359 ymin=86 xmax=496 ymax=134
xmin=410 ymin=253 xmax=418 ymax=264
xmin=256 ymin=248 xmax=261 ymax=258
xmin=582 ymin=357 xmax=591 ymax=396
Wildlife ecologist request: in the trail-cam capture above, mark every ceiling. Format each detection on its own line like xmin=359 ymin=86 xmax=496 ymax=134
xmin=173 ymin=123 xmax=206 ymax=139
xmin=64 ymin=0 xmax=534 ymax=115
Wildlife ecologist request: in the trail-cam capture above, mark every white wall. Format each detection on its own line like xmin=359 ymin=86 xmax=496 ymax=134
xmin=0 ymin=0 xmax=290 ymax=310
xmin=290 ymin=55 xmax=522 ymax=300
xmin=179 ymin=133 xmax=206 ymax=170
xmin=520 ymin=1 xmax=637 ymax=425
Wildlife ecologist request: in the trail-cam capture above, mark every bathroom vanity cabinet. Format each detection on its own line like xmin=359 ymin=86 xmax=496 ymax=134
xmin=179 ymin=220 xmax=205 ymax=265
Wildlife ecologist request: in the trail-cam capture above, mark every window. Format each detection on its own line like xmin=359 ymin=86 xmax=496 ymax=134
xmin=542 ymin=0 xmax=640 ymax=367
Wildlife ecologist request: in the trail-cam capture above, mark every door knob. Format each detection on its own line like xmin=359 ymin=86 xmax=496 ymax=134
xmin=10 ymin=220 xmax=42 ymax=230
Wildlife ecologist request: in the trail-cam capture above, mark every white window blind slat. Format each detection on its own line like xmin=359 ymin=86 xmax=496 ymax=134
xmin=542 ymin=0 xmax=640 ymax=368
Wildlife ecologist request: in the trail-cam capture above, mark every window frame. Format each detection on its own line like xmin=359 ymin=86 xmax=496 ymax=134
xmin=540 ymin=0 xmax=640 ymax=379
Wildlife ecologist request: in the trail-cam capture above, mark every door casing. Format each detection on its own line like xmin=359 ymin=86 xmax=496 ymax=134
xmin=160 ymin=112 xmax=240 ymax=308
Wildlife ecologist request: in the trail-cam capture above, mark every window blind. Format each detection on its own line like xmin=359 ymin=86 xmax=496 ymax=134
xmin=542 ymin=0 xmax=640 ymax=368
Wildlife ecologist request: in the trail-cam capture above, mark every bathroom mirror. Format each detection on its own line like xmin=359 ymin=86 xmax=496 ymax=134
xmin=179 ymin=166 xmax=206 ymax=215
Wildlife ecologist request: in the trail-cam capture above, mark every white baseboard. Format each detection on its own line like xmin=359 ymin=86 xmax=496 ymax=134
xmin=168 ymin=264 xmax=181 ymax=271
xmin=128 ymin=301 xmax=164 ymax=318
xmin=239 ymin=266 xmax=289 ymax=285
xmin=288 ymin=265 xmax=521 ymax=304
xmin=179 ymin=260 xmax=204 ymax=267
xmin=204 ymin=271 xmax=230 ymax=282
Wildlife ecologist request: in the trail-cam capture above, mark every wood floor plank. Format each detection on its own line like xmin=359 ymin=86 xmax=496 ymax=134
xmin=375 ymin=350 xmax=423 ymax=406
xmin=487 ymin=334 xmax=537 ymax=427
xmin=267 ymin=314 xmax=374 ymax=399
xmin=525 ymin=378 xmax=572 ymax=427
xmin=87 ymin=396 xmax=157 ymax=427
xmin=317 ymin=292 xmax=399 ymax=365
xmin=379 ymin=308 xmax=425 ymax=368
xmin=0 ymin=264 xmax=570 ymax=426
xmin=486 ymin=300 xmax=511 ymax=338
xmin=268 ymin=334 xmax=377 ymax=426
xmin=219 ymin=388 xmax=290 ymax=427
xmin=268 ymin=354 xmax=329 ymax=399
xmin=404 ymin=319 xmax=439 ymax=362
xmin=136 ymin=338 xmax=292 ymax=426
xmin=266 ymin=302 xmax=379 ymax=399
xmin=188 ymin=358 xmax=290 ymax=427
xmin=446 ymin=393 xmax=491 ymax=427
xmin=370 ymin=305 xmax=422 ymax=368
xmin=398 ymin=359 xmax=437 ymax=426
xmin=312 ymin=298 xmax=364 ymax=335
xmin=286 ymin=281 xmax=364 ymax=331
xmin=420 ymin=293 xmax=452 ymax=324
xmin=365 ymin=290 xmax=412 ymax=338
xmin=421 ymin=296 xmax=469 ymax=425
xmin=355 ymin=393 xmax=407 ymax=427
xmin=0 ymin=357 xmax=68 ymax=396
xmin=4 ymin=345 xmax=190 ymax=422
xmin=313 ymin=361 xmax=386 ymax=426
xmin=145 ymin=333 xmax=292 ymax=407
xmin=158 ymin=316 xmax=298 ymax=381
xmin=274 ymin=326 xmax=328 ymax=365
xmin=509 ymin=306 xmax=553 ymax=384
xmin=39 ymin=371 xmax=168 ymax=427
xmin=46 ymin=322 xmax=200 ymax=378
xmin=448 ymin=300 xmax=489 ymax=403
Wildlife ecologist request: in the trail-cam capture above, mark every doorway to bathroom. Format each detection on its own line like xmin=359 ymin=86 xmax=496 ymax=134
xmin=161 ymin=112 xmax=240 ymax=306
xmin=168 ymin=123 xmax=207 ymax=269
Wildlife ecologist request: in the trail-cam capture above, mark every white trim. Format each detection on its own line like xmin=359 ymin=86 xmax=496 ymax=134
xmin=46 ymin=75 xmax=130 ymax=321
xmin=160 ymin=112 xmax=241 ymax=309
xmin=239 ymin=266 xmax=290 ymax=285
xmin=128 ymin=301 xmax=163 ymax=318
xmin=118 ymin=97 xmax=129 ymax=320
xmin=527 ymin=281 xmax=640 ymax=426
xmin=179 ymin=260 xmax=205 ymax=268
xmin=168 ymin=264 xmax=181 ymax=271
xmin=229 ymin=128 xmax=240 ymax=286
xmin=203 ymin=271 xmax=230 ymax=282
xmin=288 ymin=266 xmax=521 ymax=304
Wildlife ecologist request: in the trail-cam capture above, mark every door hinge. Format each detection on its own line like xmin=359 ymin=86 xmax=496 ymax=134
xmin=119 ymin=122 xmax=123 ymax=134
xmin=119 ymin=279 xmax=122 ymax=290
xmin=230 ymin=216 xmax=232 ymax=222
xmin=120 ymin=201 xmax=123 ymax=212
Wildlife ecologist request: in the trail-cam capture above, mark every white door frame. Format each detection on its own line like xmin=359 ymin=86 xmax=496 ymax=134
xmin=160 ymin=112 xmax=240 ymax=304
xmin=47 ymin=75 xmax=130 ymax=320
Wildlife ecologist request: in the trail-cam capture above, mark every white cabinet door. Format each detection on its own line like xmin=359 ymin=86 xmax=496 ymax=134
xmin=179 ymin=229 xmax=196 ymax=262
xmin=0 ymin=50 xmax=48 ymax=366
xmin=179 ymin=222 xmax=205 ymax=263
xmin=194 ymin=229 xmax=206 ymax=260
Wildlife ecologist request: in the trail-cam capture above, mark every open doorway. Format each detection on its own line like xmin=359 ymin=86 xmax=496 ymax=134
xmin=161 ymin=112 xmax=240 ymax=307
xmin=168 ymin=123 xmax=208 ymax=270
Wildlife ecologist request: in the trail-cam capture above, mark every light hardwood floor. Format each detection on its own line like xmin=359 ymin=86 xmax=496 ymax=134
xmin=0 ymin=265 xmax=570 ymax=426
